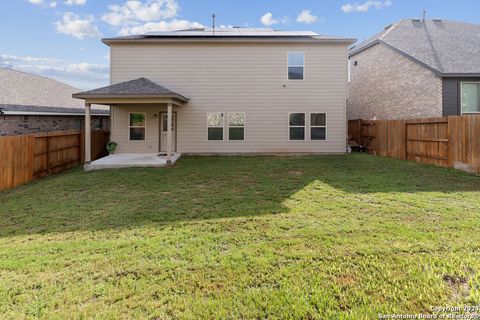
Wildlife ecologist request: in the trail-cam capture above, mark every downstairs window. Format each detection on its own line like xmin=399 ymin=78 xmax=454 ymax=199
xmin=228 ymin=112 xmax=245 ymax=140
xmin=129 ymin=113 xmax=146 ymax=141
xmin=207 ymin=112 xmax=224 ymax=140
xmin=310 ymin=113 xmax=326 ymax=140
xmin=461 ymin=82 xmax=480 ymax=113
xmin=289 ymin=113 xmax=305 ymax=140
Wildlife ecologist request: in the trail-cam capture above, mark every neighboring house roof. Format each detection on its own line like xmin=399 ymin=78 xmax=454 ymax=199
xmin=73 ymin=78 xmax=189 ymax=103
xmin=0 ymin=67 xmax=109 ymax=114
xmin=349 ymin=19 xmax=480 ymax=77
xmin=103 ymin=27 xmax=356 ymax=45
xmin=0 ymin=104 xmax=109 ymax=116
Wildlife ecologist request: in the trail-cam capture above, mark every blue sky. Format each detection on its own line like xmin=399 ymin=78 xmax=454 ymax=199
xmin=1 ymin=0 xmax=479 ymax=89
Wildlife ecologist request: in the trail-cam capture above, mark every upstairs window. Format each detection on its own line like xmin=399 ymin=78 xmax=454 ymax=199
xmin=129 ymin=113 xmax=146 ymax=141
xmin=288 ymin=52 xmax=305 ymax=80
xmin=461 ymin=82 xmax=480 ymax=113
xmin=289 ymin=113 xmax=305 ymax=140
xmin=310 ymin=113 xmax=326 ymax=140
xmin=228 ymin=112 xmax=245 ymax=140
xmin=207 ymin=112 xmax=224 ymax=140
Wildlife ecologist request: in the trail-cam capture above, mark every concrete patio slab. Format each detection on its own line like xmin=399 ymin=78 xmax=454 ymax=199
xmin=85 ymin=153 xmax=181 ymax=171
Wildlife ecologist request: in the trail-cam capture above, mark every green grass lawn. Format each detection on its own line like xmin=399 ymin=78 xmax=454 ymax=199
xmin=0 ymin=154 xmax=479 ymax=319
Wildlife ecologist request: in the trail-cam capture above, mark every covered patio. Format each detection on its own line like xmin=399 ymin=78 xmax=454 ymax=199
xmin=73 ymin=78 xmax=188 ymax=171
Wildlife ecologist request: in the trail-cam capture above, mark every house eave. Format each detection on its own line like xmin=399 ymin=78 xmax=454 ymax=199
xmin=102 ymin=37 xmax=357 ymax=46
xmin=349 ymin=40 xmax=381 ymax=57
xmin=2 ymin=111 xmax=109 ymax=116
xmin=441 ymin=73 xmax=480 ymax=78
xmin=73 ymin=96 xmax=188 ymax=106
xmin=73 ymin=93 xmax=187 ymax=101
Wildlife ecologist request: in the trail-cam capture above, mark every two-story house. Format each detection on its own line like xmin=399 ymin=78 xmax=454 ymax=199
xmin=73 ymin=28 xmax=354 ymax=168
xmin=348 ymin=19 xmax=480 ymax=120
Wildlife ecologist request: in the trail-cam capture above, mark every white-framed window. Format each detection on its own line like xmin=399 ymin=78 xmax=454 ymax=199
xmin=228 ymin=112 xmax=245 ymax=141
xmin=289 ymin=113 xmax=305 ymax=140
xmin=288 ymin=52 xmax=305 ymax=80
xmin=207 ymin=112 xmax=224 ymax=140
xmin=461 ymin=82 xmax=480 ymax=114
xmin=129 ymin=112 xmax=146 ymax=141
xmin=310 ymin=113 xmax=327 ymax=140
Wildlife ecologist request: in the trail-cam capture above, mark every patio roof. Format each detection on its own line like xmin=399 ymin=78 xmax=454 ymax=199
xmin=72 ymin=78 xmax=189 ymax=105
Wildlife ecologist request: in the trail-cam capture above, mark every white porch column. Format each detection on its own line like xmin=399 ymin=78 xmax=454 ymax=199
xmin=84 ymin=102 xmax=91 ymax=165
xmin=166 ymin=103 xmax=173 ymax=165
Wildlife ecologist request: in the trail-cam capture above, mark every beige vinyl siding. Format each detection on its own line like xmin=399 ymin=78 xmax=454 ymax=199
xmin=110 ymin=42 xmax=348 ymax=153
xmin=112 ymin=105 xmax=162 ymax=153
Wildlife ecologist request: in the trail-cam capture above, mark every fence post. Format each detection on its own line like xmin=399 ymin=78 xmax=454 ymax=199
xmin=77 ymin=131 xmax=82 ymax=166
xmin=46 ymin=135 xmax=50 ymax=176
xmin=80 ymin=130 xmax=85 ymax=164
xmin=447 ymin=116 xmax=452 ymax=167
xmin=404 ymin=121 xmax=408 ymax=160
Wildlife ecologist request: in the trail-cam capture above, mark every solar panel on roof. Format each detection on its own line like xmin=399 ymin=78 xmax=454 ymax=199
xmin=145 ymin=28 xmax=319 ymax=37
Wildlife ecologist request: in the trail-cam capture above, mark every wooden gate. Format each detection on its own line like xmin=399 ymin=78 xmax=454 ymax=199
xmin=348 ymin=116 xmax=480 ymax=172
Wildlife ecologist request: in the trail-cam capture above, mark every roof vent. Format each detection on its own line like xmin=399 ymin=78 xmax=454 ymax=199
xmin=412 ymin=19 xmax=422 ymax=22
xmin=433 ymin=19 xmax=442 ymax=22
xmin=384 ymin=24 xmax=392 ymax=30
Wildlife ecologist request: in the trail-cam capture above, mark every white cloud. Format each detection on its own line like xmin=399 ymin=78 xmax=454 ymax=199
xmin=54 ymin=12 xmax=102 ymax=39
xmin=64 ymin=0 xmax=86 ymax=5
xmin=102 ymin=0 xmax=179 ymax=26
xmin=296 ymin=10 xmax=320 ymax=24
xmin=0 ymin=53 xmax=109 ymax=89
xmin=20 ymin=63 xmax=108 ymax=75
xmin=260 ymin=12 xmax=279 ymax=26
xmin=0 ymin=57 xmax=13 ymax=69
xmin=341 ymin=0 xmax=392 ymax=13
xmin=27 ymin=0 xmax=57 ymax=7
xmin=119 ymin=19 xmax=204 ymax=36
xmin=1 ymin=54 xmax=62 ymax=64
xmin=101 ymin=0 xmax=201 ymax=36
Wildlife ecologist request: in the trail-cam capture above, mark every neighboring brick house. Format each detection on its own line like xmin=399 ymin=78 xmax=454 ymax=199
xmin=0 ymin=67 xmax=109 ymax=136
xmin=0 ymin=105 xmax=109 ymax=136
xmin=348 ymin=19 xmax=480 ymax=120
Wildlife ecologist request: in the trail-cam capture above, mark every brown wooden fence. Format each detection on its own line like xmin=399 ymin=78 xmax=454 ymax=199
xmin=0 ymin=130 xmax=109 ymax=191
xmin=348 ymin=115 xmax=480 ymax=173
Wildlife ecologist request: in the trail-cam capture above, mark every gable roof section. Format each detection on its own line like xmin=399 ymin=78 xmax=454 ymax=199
xmin=0 ymin=67 xmax=108 ymax=113
xmin=0 ymin=67 xmax=101 ymax=109
xmin=72 ymin=78 xmax=189 ymax=102
xmin=349 ymin=19 xmax=480 ymax=76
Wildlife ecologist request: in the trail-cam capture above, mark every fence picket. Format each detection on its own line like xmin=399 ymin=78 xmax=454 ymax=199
xmin=348 ymin=115 xmax=480 ymax=173
xmin=0 ymin=130 xmax=109 ymax=191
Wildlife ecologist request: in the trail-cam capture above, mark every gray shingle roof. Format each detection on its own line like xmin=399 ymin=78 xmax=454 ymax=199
xmin=350 ymin=19 xmax=480 ymax=75
xmin=0 ymin=104 xmax=108 ymax=115
xmin=0 ymin=67 xmax=109 ymax=111
xmin=73 ymin=78 xmax=188 ymax=102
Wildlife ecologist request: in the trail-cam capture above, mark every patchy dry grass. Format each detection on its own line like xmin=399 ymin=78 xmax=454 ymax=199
xmin=0 ymin=154 xmax=479 ymax=319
